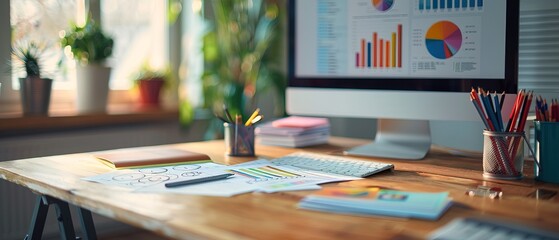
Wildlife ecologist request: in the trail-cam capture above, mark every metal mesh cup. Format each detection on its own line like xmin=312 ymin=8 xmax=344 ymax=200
xmin=482 ymin=130 xmax=525 ymax=180
xmin=224 ymin=123 xmax=255 ymax=156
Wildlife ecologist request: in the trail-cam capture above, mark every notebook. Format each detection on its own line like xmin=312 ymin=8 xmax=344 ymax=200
xmin=271 ymin=116 xmax=329 ymax=129
xmin=94 ymin=147 xmax=211 ymax=169
xmin=298 ymin=186 xmax=452 ymax=220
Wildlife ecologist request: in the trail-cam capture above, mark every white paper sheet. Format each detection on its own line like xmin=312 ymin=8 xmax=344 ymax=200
xmin=83 ymin=162 xmax=225 ymax=190
xmin=83 ymin=160 xmax=360 ymax=197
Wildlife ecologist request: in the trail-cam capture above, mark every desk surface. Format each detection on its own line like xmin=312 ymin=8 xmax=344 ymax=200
xmin=1 ymin=137 xmax=559 ymax=240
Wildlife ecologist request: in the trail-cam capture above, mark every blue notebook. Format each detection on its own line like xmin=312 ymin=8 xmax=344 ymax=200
xmin=298 ymin=187 xmax=452 ymax=220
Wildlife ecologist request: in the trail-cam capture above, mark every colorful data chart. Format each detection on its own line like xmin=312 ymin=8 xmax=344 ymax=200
xmin=355 ymin=24 xmax=403 ymax=69
xmin=228 ymin=165 xmax=303 ymax=183
xmin=425 ymin=21 xmax=462 ymax=59
xmin=372 ymin=0 xmax=394 ymax=12
xmin=419 ymin=0 xmax=483 ymax=11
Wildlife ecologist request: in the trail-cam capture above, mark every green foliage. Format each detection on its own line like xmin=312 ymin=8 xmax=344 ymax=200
xmin=132 ymin=62 xmax=171 ymax=83
xmin=167 ymin=0 xmax=183 ymax=24
xmin=202 ymin=0 xmax=286 ymax=120
xmin=179 ymin=100 xmax=195 ymax=125
xmin=11 ymin=41 xmax=43 ymax=78
xmin=60 ymin=18 xmax=113 ymax=65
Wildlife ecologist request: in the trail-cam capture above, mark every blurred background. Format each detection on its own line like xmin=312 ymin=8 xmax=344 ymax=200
xmin=1 ymin=0 xmax=559 ymax=239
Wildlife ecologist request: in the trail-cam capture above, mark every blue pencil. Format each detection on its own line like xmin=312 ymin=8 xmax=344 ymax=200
xmin=493 ymin=93 xmax=504 ymax=131
xmin=481 ymin=92 xmax=500 ymax=132
xmin=470 ymin=97 xmax=491 ymax=130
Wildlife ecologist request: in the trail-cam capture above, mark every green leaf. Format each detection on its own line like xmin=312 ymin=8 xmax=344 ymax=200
xmin=179 ymin=100 xmax=195 ymax=125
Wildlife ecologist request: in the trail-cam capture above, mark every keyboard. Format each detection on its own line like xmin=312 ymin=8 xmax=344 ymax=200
xmin=270 ymin=152 xmax=394 ymax=178
xmin=429 ymin=217 xmax=559 ymax=240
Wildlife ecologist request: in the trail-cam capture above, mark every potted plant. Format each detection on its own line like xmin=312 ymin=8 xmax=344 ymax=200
xmin=60 ymin=18 xmax=113 ymax=114
xmin=12 ymin=41 xmax=53 ymax=116
xmin=132 ymin=64 xmax=170 ymax=108
xmin=201 ymin=0 xmax=286 ymax=138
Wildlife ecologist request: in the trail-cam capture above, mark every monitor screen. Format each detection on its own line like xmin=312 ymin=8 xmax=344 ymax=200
xmin=287 ymin=0 xmax=519 ymax=159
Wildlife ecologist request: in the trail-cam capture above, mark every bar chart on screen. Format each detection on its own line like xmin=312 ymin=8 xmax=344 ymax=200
xmin=416 ymin=0 xmax=484 ymax=13
xmin=354 ymin=24 xmax=403 ymax=70
xmin=346 ymin=0 xmax=410 ymax=76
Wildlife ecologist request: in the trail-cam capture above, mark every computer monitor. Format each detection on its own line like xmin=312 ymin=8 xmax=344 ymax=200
xmin=286 ymin=0 xmax=519 ymax=160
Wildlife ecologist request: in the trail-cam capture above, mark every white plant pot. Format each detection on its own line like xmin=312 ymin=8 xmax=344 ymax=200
xmin=76 ymin=64 xmax=111 ymax=114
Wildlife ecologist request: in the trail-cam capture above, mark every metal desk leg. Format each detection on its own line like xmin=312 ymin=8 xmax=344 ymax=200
xmin=77 ymin=207 xmax=97 ymax=240
xmin=50 ymin=197 xmax=77 ymax=240
xmin=24 ymin=195 xmax=97 ymax=240
xmin=25 ymin=196 xmax=49 ymax=240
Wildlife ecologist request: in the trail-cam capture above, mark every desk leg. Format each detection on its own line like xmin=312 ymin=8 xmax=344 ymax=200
xmin=25 ymin=196 xmax=49 ymax=240
xmin=77 ymin=207 xmax=97 ymax=240
xmin=50 ymin=197 xmax=77 ymax=240
xmin=24 ymin=195 xmax=97 ymax=240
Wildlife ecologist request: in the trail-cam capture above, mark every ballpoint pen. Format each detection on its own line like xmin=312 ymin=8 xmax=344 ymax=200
xmin=223 ymin=104 xmax=234 ymax=123
xmin=165 ymin=173 xmax=234 ymax=188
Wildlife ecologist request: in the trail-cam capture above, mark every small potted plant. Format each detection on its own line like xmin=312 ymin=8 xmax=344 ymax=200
xmin=60 ymin=17 xmax=113 ymax=114
xmin=12 ymin=41 xmax=53 ymax=116
xmin=132 ymin=64 xmax=169 ymax=108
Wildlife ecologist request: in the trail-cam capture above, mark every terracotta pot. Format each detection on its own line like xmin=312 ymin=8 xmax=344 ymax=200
xmin=138 ymin=78 xmax=165 ymax=108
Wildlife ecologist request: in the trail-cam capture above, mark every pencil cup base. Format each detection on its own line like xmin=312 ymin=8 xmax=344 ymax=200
xmin=482 ymin=130 xmax=525 ymax=180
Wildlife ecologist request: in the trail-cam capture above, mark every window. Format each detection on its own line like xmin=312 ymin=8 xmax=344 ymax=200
xmin=3 ymin=0 xmax=169 ymax=113
xmin=10 ymin=0 xmax=77 ymax=90
xmin=101 ymin=0 xmax=168 ymax=90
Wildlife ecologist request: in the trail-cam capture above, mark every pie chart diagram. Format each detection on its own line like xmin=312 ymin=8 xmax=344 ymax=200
xmin=372 ymin=0 xmax=394 ymax=12
xmin=425 ymin=21 xmax=463 ymax=59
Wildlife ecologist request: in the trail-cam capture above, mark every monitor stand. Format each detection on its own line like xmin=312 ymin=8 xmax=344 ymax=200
xmin=344 ymin=119 xmax=431 ymax=160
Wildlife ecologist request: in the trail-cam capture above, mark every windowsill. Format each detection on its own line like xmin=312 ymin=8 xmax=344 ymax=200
xmin=0 ymin=104 xmax=181 ymax=137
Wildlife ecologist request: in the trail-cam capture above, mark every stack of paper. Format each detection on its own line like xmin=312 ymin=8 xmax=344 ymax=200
xmin=298 ymin=187 xmax=452 ymax=220
xmin=256 ymin=116 xmax=330 ymax=147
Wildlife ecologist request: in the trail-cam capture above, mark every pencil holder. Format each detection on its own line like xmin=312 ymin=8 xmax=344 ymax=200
xmin=482 ymin=130 xmax=526 ymax=180
xmin=224 ymin=122 xmax=255 ymax=156
xmin=534 ymin=121 xmax=559 ymax=184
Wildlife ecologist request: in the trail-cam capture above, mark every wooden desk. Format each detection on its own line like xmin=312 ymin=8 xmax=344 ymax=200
xmin=1 ymin=137 xmax=559 ymax=239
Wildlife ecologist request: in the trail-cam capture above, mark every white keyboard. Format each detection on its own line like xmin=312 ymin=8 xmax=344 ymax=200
xmin=429 ymin=217 xmax=559 ymax=240
xmin=270 ymin=152 xmax=394 ymax=178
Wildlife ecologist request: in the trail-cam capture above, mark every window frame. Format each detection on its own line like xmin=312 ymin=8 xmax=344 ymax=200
xmin=0 ymin=0 xmax=179 ymax=115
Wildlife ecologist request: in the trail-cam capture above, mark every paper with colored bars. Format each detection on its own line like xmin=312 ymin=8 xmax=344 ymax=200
xmin=226 ymin=161 xmax=358 ymax=193
xmin=85 ymin=159 xmax=358 ymax=197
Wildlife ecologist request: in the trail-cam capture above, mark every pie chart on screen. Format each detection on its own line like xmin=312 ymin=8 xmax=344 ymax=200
xmin=425 ymin=21 xmax=462 ymax=59
xmin=372 ymin=0 xmax=394 ymax=12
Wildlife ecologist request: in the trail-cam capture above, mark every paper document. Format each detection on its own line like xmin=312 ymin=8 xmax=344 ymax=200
xmin=83 ymin=159 xmax=358 ymax=197
xmin=83 ymin=162 xmax=225 ymax=190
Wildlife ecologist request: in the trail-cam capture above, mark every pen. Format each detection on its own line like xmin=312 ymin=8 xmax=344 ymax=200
xmin=165 ymin=173 xmax=234 ymax=188
xmin=215 ymin=113 xmax=230 ymax=123
xmin=223 ymin=104 xmax=234 ymax=123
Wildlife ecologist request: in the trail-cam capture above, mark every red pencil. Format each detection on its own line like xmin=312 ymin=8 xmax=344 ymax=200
xmin=507 ymin=90 xmax=524 ymax=132
xmin=517 ymin=91 xmax=533 ymax=133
